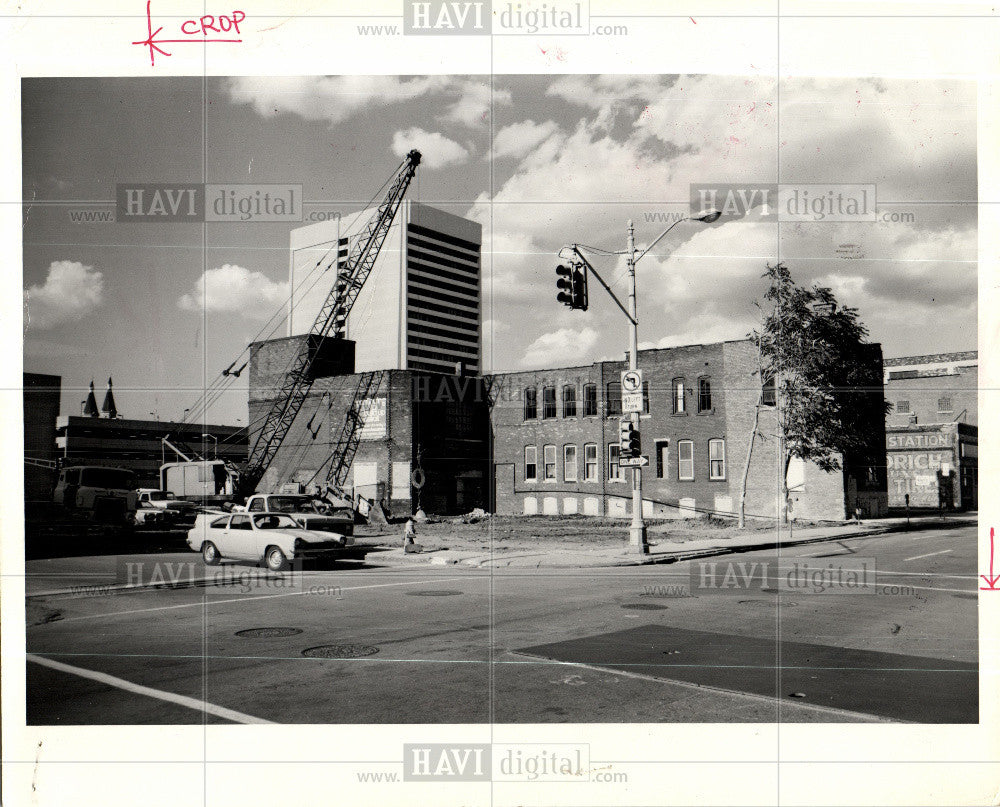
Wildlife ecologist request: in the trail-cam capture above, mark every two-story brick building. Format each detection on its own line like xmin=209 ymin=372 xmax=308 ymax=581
xmin=488 ymin=339 xmax=889 ymax=522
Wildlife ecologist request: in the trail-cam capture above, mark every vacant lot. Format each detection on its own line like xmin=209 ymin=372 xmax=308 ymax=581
xmin=356 ymin=514 xmax=809 ymax=553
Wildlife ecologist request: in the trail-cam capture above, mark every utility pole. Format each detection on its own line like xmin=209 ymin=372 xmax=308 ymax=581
xmin=626 ymin=220 xmax=647 ymax=551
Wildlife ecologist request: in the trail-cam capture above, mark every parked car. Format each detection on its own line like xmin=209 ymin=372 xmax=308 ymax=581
xmin=137 ymin=488 xmax=198 ymax=527
xmin=186 ymin=511 xmax=363 ymax=571
xmin=238 ymin=494 xmax=354 ymax=538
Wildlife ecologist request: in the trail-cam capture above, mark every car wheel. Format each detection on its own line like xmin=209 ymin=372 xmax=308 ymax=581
xmin=202 ymin=541 xmax=221 ymax=566
xmin=264 ymin=546 xmax=289 ymax=572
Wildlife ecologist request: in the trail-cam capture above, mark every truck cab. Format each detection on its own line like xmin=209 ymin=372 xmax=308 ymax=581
xmin=54 ymin=466 xmax=138 ymax=524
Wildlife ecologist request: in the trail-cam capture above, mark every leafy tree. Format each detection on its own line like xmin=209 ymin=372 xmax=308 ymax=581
xmin=738 ymin=263 xmax=889 ymax=526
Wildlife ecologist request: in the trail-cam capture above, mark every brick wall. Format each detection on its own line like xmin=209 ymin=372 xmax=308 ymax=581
xmin=885 ymin=365 xmax=977 ymax=427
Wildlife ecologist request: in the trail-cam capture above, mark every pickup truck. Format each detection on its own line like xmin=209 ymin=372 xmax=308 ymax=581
xmin=238 ymin=494 xmax=354 ymax=541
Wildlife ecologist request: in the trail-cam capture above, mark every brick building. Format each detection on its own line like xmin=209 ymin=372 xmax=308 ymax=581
xmin=488 ymin=339 xmax=888 ymax=522
xmin=248 ymin=335 xmax=490 ymax=516
xmin=884 ymin=351 xmax=978 ymax=511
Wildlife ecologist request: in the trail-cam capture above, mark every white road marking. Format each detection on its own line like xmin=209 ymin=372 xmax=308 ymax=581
xmin=55 ymin=576 xmax=468 ymax=623
xmin=26 ymin=654 xmax=274 ymax=724
xmin=904 ymin=550 xmax=953 ymax=562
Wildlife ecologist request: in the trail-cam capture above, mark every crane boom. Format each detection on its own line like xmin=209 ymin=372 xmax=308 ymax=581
xmin=238 ymin=149 xmax=422 ymax=499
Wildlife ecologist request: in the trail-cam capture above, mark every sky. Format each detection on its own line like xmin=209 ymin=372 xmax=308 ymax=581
xmin=22 ymin=74 xmax=977 ymax=425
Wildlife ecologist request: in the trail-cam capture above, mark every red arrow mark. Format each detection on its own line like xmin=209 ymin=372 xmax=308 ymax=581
xmin=133 ymin=1 xmax=243 ymax=66
xmin=981 ymin=526 xmax=1000 ymax=590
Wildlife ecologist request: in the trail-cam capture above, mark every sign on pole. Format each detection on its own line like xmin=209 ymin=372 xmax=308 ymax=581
xmin=621 ymin=369 xmax=643 ymax=393
xmin=619 ymin=456 xmax=649 ymax=467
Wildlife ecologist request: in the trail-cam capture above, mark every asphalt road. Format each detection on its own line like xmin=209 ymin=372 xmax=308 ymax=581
xmin=24 ymin=522 xmax=979 ymax=724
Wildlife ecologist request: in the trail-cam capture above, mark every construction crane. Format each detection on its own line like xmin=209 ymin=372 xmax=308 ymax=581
xmin=236 ymin=149 xmax=422 ymax=500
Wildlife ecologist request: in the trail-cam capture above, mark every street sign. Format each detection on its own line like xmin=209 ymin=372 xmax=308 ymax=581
xmin=621 ymin=369 xmax=643 ymax=393
xmin=619 ymin=456 xmax=649 ymax=467
xmin=622 ymin=392 xmax=643 ymax=413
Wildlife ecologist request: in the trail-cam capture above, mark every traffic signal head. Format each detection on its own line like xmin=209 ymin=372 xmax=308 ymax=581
xmin=556 ymin=264 xmax=574 ymax=307
xmin=571 ymin=265 xmax=588 ymax=311
xmin=628 ymin=427 xmax=641 ymax=459
xmin=618 ymin=419 xmax=633 ymax=456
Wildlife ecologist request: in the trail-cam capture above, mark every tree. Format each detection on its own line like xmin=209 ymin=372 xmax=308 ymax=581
xmin=738 ymin=263 xmax=889 ymax=526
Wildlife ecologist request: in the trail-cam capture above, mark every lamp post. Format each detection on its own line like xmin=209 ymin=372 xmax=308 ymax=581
xmin=201 ymin=433 xmax=218 ymax=460
xmin=624 ymin=210 xmax=722 ymax=552
xmin=563 ymin=210 xmax=721 ymax=551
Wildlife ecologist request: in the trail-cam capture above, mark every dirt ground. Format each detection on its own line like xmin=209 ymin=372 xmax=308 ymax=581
xmin=355 ymin=514 xmax=815 ymax=553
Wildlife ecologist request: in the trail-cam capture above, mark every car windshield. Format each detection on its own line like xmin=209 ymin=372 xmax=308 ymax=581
xmin=80 ymin=468 xmax=137 ymax=490
xmin=267 ymin=496 xmax=327 ymax=514
xmin=148 ymin=491 xmax=170 ymax=501
xmin=253 ymin=514 xmax=300 ymax=530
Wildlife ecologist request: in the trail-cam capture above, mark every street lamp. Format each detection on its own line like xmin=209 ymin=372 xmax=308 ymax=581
xmin=564 ymin=209 xmax=721 ymax=553
xmin=201 ymin=433 xmax=218 ymax=459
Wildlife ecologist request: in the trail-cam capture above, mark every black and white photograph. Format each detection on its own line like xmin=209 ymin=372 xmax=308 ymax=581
xmin=3 ymin=2 xmax=999 ymax=806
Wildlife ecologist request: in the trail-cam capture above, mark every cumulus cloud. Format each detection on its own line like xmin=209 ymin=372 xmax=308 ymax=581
xmin=178 ymin=264 xmax=289 ymax=319
xmin=24 ymin=260 xmax=104 ymax=330
xmin=442 ymin=82 xmax=512 ymax=127
xmin=521 ymin=327 xmax=599 ymax=369
xmin=392 ymin=127 xmax=470 ymax=168
xmin=491 ymin=119 xmax=561 ymax=160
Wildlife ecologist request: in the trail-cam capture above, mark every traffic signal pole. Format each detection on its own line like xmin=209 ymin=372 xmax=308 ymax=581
xmin=625 ymin=220 xmax=648 ymax=552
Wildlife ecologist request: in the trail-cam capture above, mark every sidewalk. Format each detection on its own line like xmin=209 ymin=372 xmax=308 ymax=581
xmin=366 ymin=515 xmax=973 ymax=570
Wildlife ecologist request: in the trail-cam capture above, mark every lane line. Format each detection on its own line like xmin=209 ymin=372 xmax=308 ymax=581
xmin=26 ymin=654 xmax=274 ymax=725
xmin=55 ymin=576 xmax=469 ymax=623
xmin=904 ymin=550 xmax=953 ymax=563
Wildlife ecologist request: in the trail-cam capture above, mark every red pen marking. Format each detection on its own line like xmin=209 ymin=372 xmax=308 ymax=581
xmin=981 ymin=527 xmax=999 ymax=590
xmin=133 ymin=1 xmax=244 ymax=66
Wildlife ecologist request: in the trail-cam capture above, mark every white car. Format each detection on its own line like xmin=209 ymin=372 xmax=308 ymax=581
xmin=186 ymin=511 xmax=359 ymax=571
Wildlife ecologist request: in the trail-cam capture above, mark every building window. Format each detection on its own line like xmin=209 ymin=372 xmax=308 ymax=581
xmin=564 ymin=445 xmax=578 ymax=482
xmin=762 ymin=376 xmax=776 ymax=407
xmin=606 ymin=382 xmax=622 ymax=416
xmin=583 ymin=384 xmax=598 ymax=417
xmin=642 ymin=381 xmax=650 ymax=414
xmin=562 ymin=385 xmax=577 ymax=417
xmin=584 ymin=443 xmax=598 ymax=481
xmin=937 ymin=397 xmax=953 ymax=412
xmin=678 ymin=440 xmax=694 ymax=480
xmin=672 ymin=378 xmax=686 ymax=413
xmin=655 ymin=440 xmax=669 ymax=479
xmin=608 ymin=444 xmax=623 ymax=482
xmin=896 ymin=400 xmax=910 ymax=414
xmin=542 ymin=387 xmax=557 ymax=419
xmin=698 ymin=377 xmax=712 ymax=412
xmin=543 ymin=444 xmax=556 ymax=480
xmin=524 ymin=446 xmax=537 ymax=482
xmin=524 ymin=388 xmax=537 ymax=420
xmin=709 ymin=438 xmax=726 ymax=480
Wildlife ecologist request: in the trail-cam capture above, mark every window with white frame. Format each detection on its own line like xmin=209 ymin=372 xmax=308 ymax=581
xmin=678 ymin=439 xmax=694 ymax=480
xmin=709 ymin=438 xmax=726 ymax=480
xmin=584 ymin=443 xmax=598 ymax=481
xmin=543 ymin=444 xmax=557 ymax=480
xmin=524 ymin=446 xmax=537 ymax=481
xmin=563 ymin=444 xmax=578 ymax=482
xmin=608 ymin=443 xmax=623 ymax=481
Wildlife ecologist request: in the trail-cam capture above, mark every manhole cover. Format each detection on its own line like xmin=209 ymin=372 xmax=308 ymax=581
xmin=621 ymin=603 xmax=668 ymax=610
xmin=738 ymin=599 xmax=797 ymax=608
xmin=406 ymin=590 xmax=464 ymax=596
xmin=235 ymin=627 xmax=303 ymax=638
xmin=302 ymin=644 xmax=380 ymax=659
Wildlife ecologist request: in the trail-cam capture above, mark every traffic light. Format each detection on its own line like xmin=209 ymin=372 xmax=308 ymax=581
xmin=619 ymin=419 xmax=634 ymax=457
xmin=628 ymin=425 xmax=641 ymax=458
xmin=571 ymin=264 xmax=588 ymax=311
xmin=556 ymin=264 xmax=575 ymax=307
xmin=556 ymin=262 xmax=589 ymax=310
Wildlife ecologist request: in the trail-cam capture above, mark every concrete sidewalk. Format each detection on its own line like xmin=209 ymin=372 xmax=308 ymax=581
xmin=366 ymin=515 xmax=974 ymax=570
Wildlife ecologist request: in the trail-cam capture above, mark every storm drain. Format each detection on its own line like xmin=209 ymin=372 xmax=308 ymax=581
xmin=739 ymin=599 xmax=798 ymax=608
xmin=302 ymin=644 xmax=380 ymax=659
xmin=235 ymin=627 xmax=303 ymax=638
xmin=952 ymin=593 xmax=978 ymax=600
xmin=620 ymin=603 xmax=668 ymax=611
xmin=406 ymin=590 xmax=464 ymax=597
